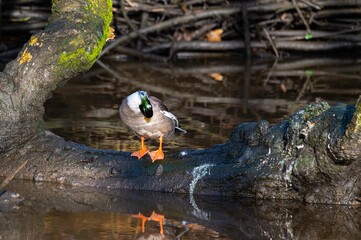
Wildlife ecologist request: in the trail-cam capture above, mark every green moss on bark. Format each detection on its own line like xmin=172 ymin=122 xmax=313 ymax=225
xmin=57 ymin=0 xmax=112 ymax=73
xmin=294 ymin=154 xmax=316 ymax=172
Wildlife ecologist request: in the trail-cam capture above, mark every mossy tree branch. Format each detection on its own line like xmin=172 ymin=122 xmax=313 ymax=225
xmin=0 ymin=0 xmax=112 ymax=152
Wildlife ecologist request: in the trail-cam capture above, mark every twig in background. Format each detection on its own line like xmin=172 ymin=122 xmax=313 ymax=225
xmin=292 ymin=0 xmax=311 ymax=34
xmin=125 ymin=0 xmax=135 ymax=7
xmin=137 ymin=11 xmax=149 ymax=49
xmin=300 ymin=0 xmax=322 ymax=10
xmin=263 ymin=58 xmax=279 ymax=86
xmin=263 ymin=28 xmax=279 ymax=58
xmin=120 ymin=0 xmax=147 ymax=41
xmin=100 ymin=7 xmax=241 ymax=57
xmin=0 ymin=160 xmax=28 ymax=191
xmin=242 ymin=3 xmax=251 ymax=59
xmin=113 ymin=46 xmax=168 ymax=62
xmin=295 ymin=74 xmax=312 ymax=103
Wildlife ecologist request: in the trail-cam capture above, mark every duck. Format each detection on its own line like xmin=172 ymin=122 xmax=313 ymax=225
xmin=119 ymin=90 xmax=186 ymax=162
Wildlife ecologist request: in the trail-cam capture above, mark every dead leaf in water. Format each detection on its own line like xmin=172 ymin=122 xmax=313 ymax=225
xmin=206 ymin=29 xmax=223 ymax=42
xmin=209 ymin=73 xmax=224 ymax=81
xmin=280 ymin=83 xmax=287 ymax=93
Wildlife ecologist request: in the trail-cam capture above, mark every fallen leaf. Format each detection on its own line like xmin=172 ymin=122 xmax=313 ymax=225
xmin=209 ymin=72 xmax=223 ymax=81
xmin=206 ymin=29 xmax=223 ymax=42
xmin=280 ymin=83 xmax=287 ymax=93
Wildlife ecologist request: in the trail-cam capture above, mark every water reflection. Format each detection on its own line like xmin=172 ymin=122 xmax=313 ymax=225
xmin=44 ymin=58 xmax=360 ymax=151
xmin=2 ymin=180 xmax=361 ymax=240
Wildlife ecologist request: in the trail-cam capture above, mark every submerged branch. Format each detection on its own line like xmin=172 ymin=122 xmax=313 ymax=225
xmin=0 ymin=160 xmax=28 ymax=191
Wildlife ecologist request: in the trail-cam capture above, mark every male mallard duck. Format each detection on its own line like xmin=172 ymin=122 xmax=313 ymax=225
xmin=119 ymin=91 xmax=186 ymax=162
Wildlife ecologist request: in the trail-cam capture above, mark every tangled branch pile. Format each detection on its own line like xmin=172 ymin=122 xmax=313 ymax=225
xmin=0 ymin=0 xmax=50 ymax=62
xmin=107 ymin=0 xmax=361 ymax=60
xmin=1 ymin=0 xmax=361 ymax=61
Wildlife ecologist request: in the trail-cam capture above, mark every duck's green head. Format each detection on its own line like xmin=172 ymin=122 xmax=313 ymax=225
xmin=138 ymin=91 xmax=153 ymax=118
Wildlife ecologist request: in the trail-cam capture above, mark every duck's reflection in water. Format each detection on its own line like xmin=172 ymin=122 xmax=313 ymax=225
xmin=132 ymin=211 xmax=191 ymax=240
xmin=132 ymin=211 xmax=165 ymax=235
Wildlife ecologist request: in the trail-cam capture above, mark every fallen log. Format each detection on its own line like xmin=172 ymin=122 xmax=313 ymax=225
xmin=0 ymin=0 xmax=360 ymax=205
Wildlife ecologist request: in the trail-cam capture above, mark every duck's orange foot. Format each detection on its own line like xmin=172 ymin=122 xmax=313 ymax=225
xmin=131 ymin=212 xmax=148 ymax=233
xmin=149 ymin=211 xmax=165 ymax=235
xmin=131 ymin=137 xmax=148 ymax=159
xmin=131 ymin=147 xmax=148 ymax=159
xmin=149 ymin=149 xmax=164 ymax=162
xmin=131 ymin=212 xmax=148 ymax=221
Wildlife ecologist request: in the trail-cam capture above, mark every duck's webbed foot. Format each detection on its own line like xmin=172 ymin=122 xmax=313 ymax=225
xmin=131 ymin=212 xmax=148 ymax=233
xmin=131 ymin=148 xmax=148 ymax=159
xmin=149 ymin=136 xmax=164 ymax=162
xmin=149 ymin=211 xmax=165 ymax=235
xmin=149 ymin=149 xmax=164 ymax=162
xmin=131 ymin=137 xmax=148 ymax=159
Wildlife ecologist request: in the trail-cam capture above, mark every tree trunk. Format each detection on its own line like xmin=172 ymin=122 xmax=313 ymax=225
xmin=0 ymin=0 xmax=360 ymax=204
xmin=0 ymin=0 xmax=113 ymax=151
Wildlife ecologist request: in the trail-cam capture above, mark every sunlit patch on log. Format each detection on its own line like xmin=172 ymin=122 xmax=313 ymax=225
xmin=18 ymin=48 xmax=32 ymax=64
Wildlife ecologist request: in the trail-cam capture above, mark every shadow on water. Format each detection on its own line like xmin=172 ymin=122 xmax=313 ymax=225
xmin=44 ymin=57 xmax=361 ymax=152
xmin=0 ymin=180 xmax=360 ymax=240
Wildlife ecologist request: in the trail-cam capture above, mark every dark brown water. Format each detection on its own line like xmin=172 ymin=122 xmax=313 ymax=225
xmin=2 ymin=180 xmax=361 ymax=240
xmin=2 ymin=58 xmax=361 ymax=240
xmin=44 ymin=58 xmax=360 ymax=152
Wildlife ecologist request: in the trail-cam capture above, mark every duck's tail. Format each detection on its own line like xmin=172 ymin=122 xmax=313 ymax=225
xmin=161 ymin=110 xmax=187 ymax=134
xmin=175 ymin=126 xmax=187 ymax=134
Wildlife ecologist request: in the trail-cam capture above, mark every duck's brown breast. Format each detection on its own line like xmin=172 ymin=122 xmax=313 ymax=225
xmin=119 ymin=99 xmax=175 ymax=139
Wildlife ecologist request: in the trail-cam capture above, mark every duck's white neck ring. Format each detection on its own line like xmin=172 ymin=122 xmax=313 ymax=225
xmin=126 ymin=92 xmax=142 ymax=112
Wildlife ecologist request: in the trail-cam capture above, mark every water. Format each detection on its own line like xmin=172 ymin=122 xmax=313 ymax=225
xmin=2 ymin=180 xmax=361 ymax=240
xmin=2 ymin=58 xmax=361 ymax=239
xmin=44 ymin=58 xmax=360 ymax=152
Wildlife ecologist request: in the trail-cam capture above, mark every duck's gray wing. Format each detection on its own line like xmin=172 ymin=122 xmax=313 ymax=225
xmin=149 ymin=96 xmax=169 ymax=111
xmin=149 ymin=96 xmax=187 ymax=134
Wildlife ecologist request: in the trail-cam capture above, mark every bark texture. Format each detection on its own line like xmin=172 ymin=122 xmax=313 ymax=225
xmin=0 ymin=0 xmax=113 ymax=152
xmin=0 ymin=0 xmax=360 ymax=204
